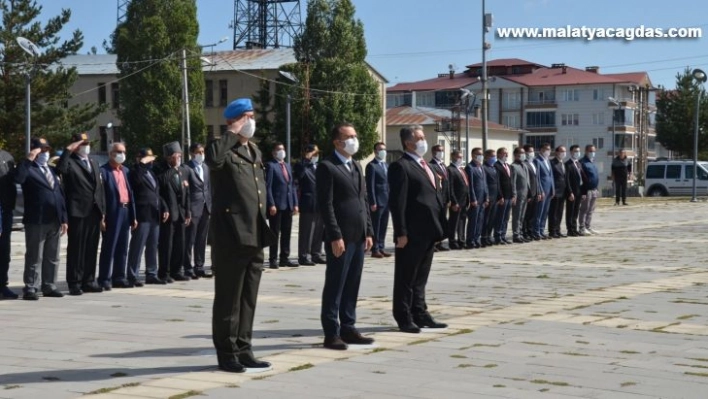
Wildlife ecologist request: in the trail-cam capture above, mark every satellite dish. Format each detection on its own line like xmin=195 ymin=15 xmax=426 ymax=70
xmin=448 ymin=63 xmax=457 ymax=72
xmin=16 ymin=37 xmax=40 ymax=57
xmin=279 ymin=71 xmax=298 ymax=83
xmin=200 ymin=57 xmax=214 ymax=66
xmin=460 ymin=88 xmax=472 ymax=99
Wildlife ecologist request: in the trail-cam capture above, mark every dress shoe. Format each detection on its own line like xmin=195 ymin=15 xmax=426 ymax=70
xmin=513 ymin=237 xmax=525 ymax=244
xmin=0 ymin=286 xmax=18 ymax=299
xmin=42 ymin=290 xmax=64 ymax=298
xmin=341 ymin=331 xmax=375 ymax=345
xmin=614 ymin=202 xmax=620 ymax=206
xmin=195 ymin=269 xmax=213 ymax=278
xmin=239 ymin=356 xmax=272 ymax=368
xmin=279 ymin=259 xmax=299 ymax=267
xmin=398 ymin=323 xmax=421 ymax=334
xmin=298 ymin=257 xmax=316 ymax=266
xmin=112 ymin=280 xmax=133 ymax=288
xmin=324 ymin=336 xmax=348 ymax=350
xmin=69 ymin=287 xmax=83 ymax=296
xmin=586 ymin=228 xmax=599 ymax=235
xmin=269 ymin=264 xmax=279 ymax=270
xmin=146 ymin=276 xmax=166 ymax=285
xmin=23 ymin=291 xmax=39 ymax=300
xmin=435 ymin=244 xmax=450 ymax=251
xmin=82 ymin=284 xmax=103 ymax=293
xmin=218 ymin=358 xmax=246 ymax=373
xmin=532 ymin=235 xmax=541 ymax=241
xmin=371 ymin=251 xmax=384 ymax=259
xmin=567 ymin=231 xmax=578 ymax=237
xmin=576 ymin=230 xmax=586 ymax=236
xmin=312 ymin=256 xmax=327 ymax=264
xmin=415 ymin=318 xmax=448 ymax=329
xmin=184 ymin=271 xmax=200 ymax=280
xmin=448 ymin=243 xmax=462 ymax=250
xmin=474 ymin=242 xmax=482 ymax=249
xmin=622 ymin=202 xmax=629 ymax=206
xmin=502 ymin=239 xmax=512 ymax=244
xmin=171 ymin=274 xmax=191 ymax=281
xmin=558 ymin=233 xmax=567 ymax=238
xmin=381 ymin=251 xmax=393 ymax=257
xmin=129 ymin=279 xmax=144 ymax=287
xmin=463 ymin=243 xmax=475 ymax=249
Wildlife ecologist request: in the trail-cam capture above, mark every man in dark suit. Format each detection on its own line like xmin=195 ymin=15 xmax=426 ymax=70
xmin=533 ymin=143 xmax=554 ymax=240
xmin=549 ymin=145 xmax=568 ymax=238
xmin=0 ymin=146 xmax=17 ymax=299
xmin=207 ymin=98 xmax=275 ymax=372
xmin=266 ymin=142 xmax=299 ymax=268
xmin=98 ymin=142 xmax=138 ymax=290
xmin=365 ymin=142 xmax=391 ymax=258
xmin=157 ymin=142 xmax=191 ymax=282
xmin=127 ymin=148 xmax=168 ymax=285
xmin=317 ymin=122 xmax=374 ymax=350
xmin=612 ymin=149 xmax=632 ymax=205
xmin=482 ymin=149 xmax=499 ymax=247
xmin=389 ymin=125 xmax=448 ymax=334
xmin=565 ymin=145 xmax=585 ymax=237
xmin=510 ymin=147 xmax=531 ymax=243
xmin=465 ymin=148 xmax=488 ymax=249
xmin=56 ymin=132 xmax=106 ymax=296
xmin=15 ymin=138 xmax=68 ymax=300
xmin=447 ymin=150 xmax=469 ymax=250
xmin=523 ymin=145 xmax=542 ymax=241
xmin=429 ymin=144 xmax=450 ymax=251
xmin=184 ymin=143 xmax=212 ymax=278
xmin=295 ymin=144 xmax=325 ymax=266
xmin=493 ymin=147 xmax=515 ymax=245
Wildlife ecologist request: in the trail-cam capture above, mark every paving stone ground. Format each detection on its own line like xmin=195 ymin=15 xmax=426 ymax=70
xmin=1 ymin=197 xmax=708 ymax=398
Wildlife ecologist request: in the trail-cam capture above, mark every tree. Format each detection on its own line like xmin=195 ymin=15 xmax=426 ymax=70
xmin=111 ymin=0 xmax=204 ymax=156
xmin=272 ymin=0 xmax=381 ymax=160
xmin=0 ymin=0 xmax=104 ymax=157
xmin=252 ymin=75 xmax=277 ymax=151
xmin=656 ymin=68 xmax=708 ymax=157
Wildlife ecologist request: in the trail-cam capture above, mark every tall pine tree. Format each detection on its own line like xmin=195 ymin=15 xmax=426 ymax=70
xmin=273 ymin=0 xmax=381 ymax=159
xmin=0 ymin=0 xmax=104 ymax=157
xmin=656 ymin=68 xmax=708 ymax=157
xmin=111 ymin=0 xmax=204 ymax=155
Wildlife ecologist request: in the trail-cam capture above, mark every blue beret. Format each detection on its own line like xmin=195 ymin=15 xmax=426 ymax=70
xmin=223 ymin=98 xmax=253 ymax=120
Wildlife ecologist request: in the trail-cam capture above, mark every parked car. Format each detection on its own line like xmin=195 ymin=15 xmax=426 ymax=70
xmin=644 ymin=160 xmax=708 ymax=196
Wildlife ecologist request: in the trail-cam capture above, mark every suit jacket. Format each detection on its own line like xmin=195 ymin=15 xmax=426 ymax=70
xmin=294 ymin=159 xmax=318 ymax=213
xmin=185 ymin=160 xmax=212 ymax=218
xmin=483 ymin=163 xmax=500 ymax=202
xmin=100 ymin=163 xmax=137 ymax=224
xmin=565 ymin=159 xmax=584 ymax=196
xmin=365 ymin=158 xmax=389 ymax=208
xmin=266 ymin=159 xmax=298 ymax=211
xmin=205 ymin=134 xmax=274 ymax=248
xmin=157 ymin=163 xmax=190 ymax=223
xmin=0 ymin=150 xmax=17 ymax=211
xmin=316 ymin=154 xmax=373 ymax=244
xmin=534 ymin=157 xmax=555 ymax=195
xmin=494 ymin=161 xmax=515 ymax=200
xmin=129 ymin=163 xmax=166 ymax=224
xmin=550 ymin=158 xmax=569 ymax=198
xmin=465 ymin=162 xmax=488 ymax=205
xmin=56 ymin=151 xmax=106 ymax=218
xmin=14 ymin=160 xmax=67 ymax=225
xmin=511 ymin=161 xmax=531 ymax=199
xmin=388 ymin=154 xmax=446 ymax=244
xmin=524 ymin=159 xmax=541 ymax=198
xmin=447 ymin=164 xmax=469 ymax=207
xmin=429 ymin=158 xmax=450 ymax=204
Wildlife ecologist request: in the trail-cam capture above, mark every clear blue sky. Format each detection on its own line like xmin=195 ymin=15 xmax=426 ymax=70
xmin=36 ymin=0 xmax=706 ymax=89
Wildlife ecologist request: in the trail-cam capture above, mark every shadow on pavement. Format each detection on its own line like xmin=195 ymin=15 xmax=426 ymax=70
xmin=0 ymin=365 xmax=211 ymax=385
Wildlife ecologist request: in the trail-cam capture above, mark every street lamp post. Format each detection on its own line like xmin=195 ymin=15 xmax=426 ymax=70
xmin=691 ymin=68 xmax=706 ymax=202
xmin=608 ymin=97 xmax=623 ymax=157
xmin=279 ymin=71 xmax=299 ymax=167
xmin=16 ymin=37 xmax=40 ymax=154
xmin=460 ymin=88 xmax=476 ymax=163
xmin=481 ymin=1 xmax=492 ymax=150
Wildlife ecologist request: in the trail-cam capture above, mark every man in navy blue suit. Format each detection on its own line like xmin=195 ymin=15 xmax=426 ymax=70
xmin=465 ymin=147 xmax=488 ymax=249
xmin=14 ymin=137 xmax=68 ymax=300
xmin=533 ymin=143 xmax=555 ymax=240
xmin=98 ymin=142 xmax=137 ymax=289
xmin=365 ymin=142 xmax=391 ymax=258
xmin=266 ymin=143 xmax=299 ymax=268
xmin=295 ymin=144 xmax=325 ymax=266
xmin=0 ymin=147 xmax=17 ymax=299
xmin=184 ymin=143 xmax=212 ymax=278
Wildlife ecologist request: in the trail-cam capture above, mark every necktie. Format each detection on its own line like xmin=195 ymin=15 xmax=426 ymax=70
xmin=420 ymin=160 xmax=436 ymax=188
xmin=42 ymin=166 xmax=54 ymax=189
xmin=459 ymin=167 xmax=469 ymax=186
xmin=503 ymin=163 xmax=510 ymax=177
xmin=382 ymin=162 xmax=387 ymax=175
xmin=146 ymin=169 xmax=156 ymax=188
xmin=346 ymin=161 xmax=353 ymax=174
xmin=280 ymin=162 xmax=290 ymax=182
xmin=196 ymin=164 xmax=204 ymax=181
xmin=82 ymin=158 xmax=91 ymax=171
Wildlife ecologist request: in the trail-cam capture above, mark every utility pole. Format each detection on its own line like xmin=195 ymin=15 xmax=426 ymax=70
xmin=181 ymin=49 xmax=192 ymax=150
xmin=481 ymin=1 xmax=492 ymax=150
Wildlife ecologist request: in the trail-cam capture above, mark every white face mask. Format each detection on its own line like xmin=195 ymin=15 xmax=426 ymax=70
xmin=37 ymin=151 xmax=50 ymax=166
xmin=526 ymin=152 xmax=535 ymax=161
xmin=571 ymin=152 xmax=581 ymax=160
xmin=501 ymin=156 xmax=508 ymax=164
xmin=113 ymin=153 xmax=126 ymax=164
xmin=343 ymin=137 xmax=359 ymax=156
xmin=588 ymin=152 xmax=596 ymax=161
xmin=433 ymin=151 xmax=443 ymax=161
xmin=79 ymin=145 xmax=90 ymax=156
xmin=311 ymin=156 xmax=319 ymax=163
xmin=377 ymin=150 xmax=387 ymax=160
xmin=415 ymin=140 xmax=428 ymax=157
xmin=542 ymin=150 xmax=551 ymax=158
xmin=239 ymin=118 xmax=256 ymax=138
xmin=454 ymin=158 xmax=463 ymax=167
xmin=558 ymin=152 xmax=566 ymax=160
xmin=275 ymin=150 xmax=286 ymax=161
xmin=193 ymin=154 xmax=204 ymax=164
xmin=475 ymin=155 xmax=484 ymax=163
xmin=519 ymin=154 xmax=527 ymax=162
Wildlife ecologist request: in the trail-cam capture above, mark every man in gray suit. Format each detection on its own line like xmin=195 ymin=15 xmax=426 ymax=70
xmin=184 ymin=143 xmax=212 ymax=278
xmin=510 ymin=147 xmax=531 ymax=243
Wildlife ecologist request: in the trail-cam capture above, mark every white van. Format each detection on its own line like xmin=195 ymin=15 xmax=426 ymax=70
xmin=644 ymin=160 xmax=708 ymax=196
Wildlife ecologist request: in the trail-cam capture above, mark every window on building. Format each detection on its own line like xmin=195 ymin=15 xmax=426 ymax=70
xmin=205 ymin=80 xmax=214 ymax=107
xmin=613 ymin=109 xmax=635 ymax=126
xmin=614 ymin=133 xmax=632 ymax=149
xmin=503 ymin=92 xmax=521 ymax=110
xmin=592 ymin=137 xmax=605 ymax=149
xmin=592 ymin=113 xmax=605 ymax=125
xmin=647 ymin=135 xmax=656 ymax=150
xmin=528 ymin=89 xmax=555 ymax=104
xmin=525 ymin=135 xmax=555 ymax=150
xmin=503 ymin=114 xmax=519 ymax=128
xmin=526 ymin=111 xmax=555 ymax=128
xmin=648 ymin=113 xmax=656 ymax=127
xmin=561 ymin=113 xmax=579 ymax=126
xmin=592 ymin=88 xmax=609 ymax=101
xmin=99 ymin=126 xmax=108 ymax=152
xmin=111 ymin=83 xmax=119 ymax=109
xmin=416 ymin=92 xmax=435 ymax=107
xmin=219 ymin=80 xmax=228 ymax=107
xmin=387 ymin=93 xmax=412 ymax=108
xmin=98 ymin=83 xmax=106 ymax=104
xmin=562 ymin=89 xmax=580 ymax=101
xmin=435 ymin=90 xmax=459 ymax=108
